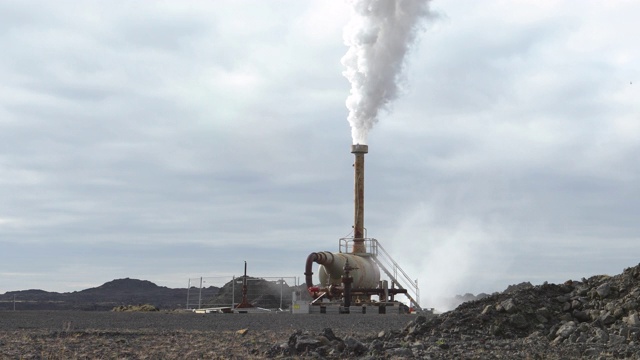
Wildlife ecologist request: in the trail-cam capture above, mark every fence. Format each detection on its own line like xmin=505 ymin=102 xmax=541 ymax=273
xmin=186 ymin=276 xmax=299 ymax=311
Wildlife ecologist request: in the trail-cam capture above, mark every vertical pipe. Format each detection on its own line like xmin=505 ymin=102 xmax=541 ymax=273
xmin=342 ymin=259 xmax=354 ymax=311
xmin=351 ymin=144 xmax=368 ymax=253
xmin=242 ymin=260 xmax=248 ymax=302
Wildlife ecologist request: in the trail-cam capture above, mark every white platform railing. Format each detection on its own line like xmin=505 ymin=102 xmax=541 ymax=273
xmin=339 ymin=237 xmax=422 ymax=312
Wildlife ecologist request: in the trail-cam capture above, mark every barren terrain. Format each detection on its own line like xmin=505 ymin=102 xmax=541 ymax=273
xmin=0 ymin=311 xmax=411 ymax=359
xmin=4 ymin=264 xmax=640 ymax=359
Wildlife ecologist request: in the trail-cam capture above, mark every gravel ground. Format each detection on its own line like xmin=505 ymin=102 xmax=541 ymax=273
xmin=0 ymin=310 xmax=413 ymax=333
xmin=0 ymin=311 xmax=415 ymax=359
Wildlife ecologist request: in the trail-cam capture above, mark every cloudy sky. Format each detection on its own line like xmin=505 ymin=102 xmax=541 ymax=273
xmin=1 ymin=0 xmax=638 ymax=310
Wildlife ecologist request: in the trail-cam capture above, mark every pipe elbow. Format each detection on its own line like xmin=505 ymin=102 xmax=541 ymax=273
xmin=305 ymin=251 xmax=338 ymax=295
xmin=305 ymin=252 xmax=318 ymax=289
xmin=314 ymin=251 xmax=334 ymax=265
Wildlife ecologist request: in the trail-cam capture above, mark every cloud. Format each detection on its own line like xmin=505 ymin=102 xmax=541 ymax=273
xmin=1 ymin=1 xmax=639 ymax=300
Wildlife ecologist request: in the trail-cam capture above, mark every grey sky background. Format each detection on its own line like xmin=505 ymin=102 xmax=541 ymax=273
xmin=1 ymin=1 xmax=638 ymax=310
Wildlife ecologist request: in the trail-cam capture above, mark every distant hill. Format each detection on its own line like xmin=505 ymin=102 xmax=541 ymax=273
xmin=0 ymin=278 xmax=219 ymax=311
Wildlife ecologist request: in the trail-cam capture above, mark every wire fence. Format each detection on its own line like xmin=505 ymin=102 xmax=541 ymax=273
xmin=186 ymin=276 xmax=299 ymax=311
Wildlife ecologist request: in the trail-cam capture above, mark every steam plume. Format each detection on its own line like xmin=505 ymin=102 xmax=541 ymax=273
xmin=342 ymin=0 xmax=431 ymax=145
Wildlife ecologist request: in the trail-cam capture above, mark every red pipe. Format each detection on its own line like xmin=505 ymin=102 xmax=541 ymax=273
xmin=305 ymin=252 xmax=337 ymax=298
xmin=304 ymin=252 xmax=318 ymax=289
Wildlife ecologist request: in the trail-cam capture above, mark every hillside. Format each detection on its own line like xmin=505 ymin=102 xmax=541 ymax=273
xmin=0 ymin=278 xmax=219 ymax=311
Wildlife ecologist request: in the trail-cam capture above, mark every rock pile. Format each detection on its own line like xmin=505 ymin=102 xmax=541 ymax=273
xmin=209 ymin=277 xmax=298 ymax=309
xmin=269 ymin=263 xmax=640 ymax=359
xmin=111 ymin=304 xmax=159 ymax=312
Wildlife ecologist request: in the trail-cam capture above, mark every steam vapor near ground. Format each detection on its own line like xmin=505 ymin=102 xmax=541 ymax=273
xmin=388 ymin=202 xmax=512 ymax=312
xmin=342 ymin=0 xmax=432 ymax=144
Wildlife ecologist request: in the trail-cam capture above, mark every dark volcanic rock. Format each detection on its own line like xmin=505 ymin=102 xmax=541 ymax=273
xmin=272 ymin=263 xmax=640 ymax=359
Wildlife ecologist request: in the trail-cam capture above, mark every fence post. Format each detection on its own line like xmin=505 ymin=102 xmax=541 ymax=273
xmin=279 ymin=278 xmax=283 ymax=310
xmin=186 ymin=279 xmax=191 ymax=310
xmin=198 ymin=277 xmax=203 ymax=309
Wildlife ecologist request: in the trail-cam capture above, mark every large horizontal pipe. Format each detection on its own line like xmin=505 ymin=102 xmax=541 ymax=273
xmin=305 ymin=251 xmax=380 ymax=291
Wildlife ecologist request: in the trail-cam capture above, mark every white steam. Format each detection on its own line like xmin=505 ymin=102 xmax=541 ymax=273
xmin=388 ymin=202 xmax=512 ymax=312
xmin=342 ymin=0 xmax=431 ymax=144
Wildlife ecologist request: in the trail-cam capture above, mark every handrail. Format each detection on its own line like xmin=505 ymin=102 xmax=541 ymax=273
xmin=375 ymin=241 xmax=417 ymax=290
xmin=373 ymin=258 xmax=422 ymax=312
xmin=339 ymin=237 xmax=421 ymax=311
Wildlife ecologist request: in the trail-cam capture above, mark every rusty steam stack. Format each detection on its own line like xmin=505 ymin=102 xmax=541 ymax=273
xmin=351 ymin=144 xmax=368 ymax=253
xmin=302 ymin=143 xmax=421 ymax=312
xmin=304 ymin=143 xmax=380 ymax=302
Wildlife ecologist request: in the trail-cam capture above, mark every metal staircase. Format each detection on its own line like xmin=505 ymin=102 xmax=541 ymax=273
xmin=339 ymin=238 xmax=423 ymax=312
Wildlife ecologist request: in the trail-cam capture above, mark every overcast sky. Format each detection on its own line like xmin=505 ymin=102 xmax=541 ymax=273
xmin=1 ymin=0 xmax=638 ymax=310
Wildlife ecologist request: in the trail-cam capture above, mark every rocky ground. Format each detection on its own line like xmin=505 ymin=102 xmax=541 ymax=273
xmin=3 ymin=263 xmax=640 ymax=359
xmin=0 ymin=311 xmax=410 ymax=359
xmin=279 ymin=263 xmax=640 ymax=359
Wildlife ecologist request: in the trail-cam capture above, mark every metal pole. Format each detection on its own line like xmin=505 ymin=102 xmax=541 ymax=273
xmin=232 ymin=275 xmax=235 ymax=308
xmin=186 ymin=279 xmax=191 ymax=310
xmin=279 ymin=278 xmax=283 ymax=310
xmin=198 ymin=277 xmax=202 ymax=309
